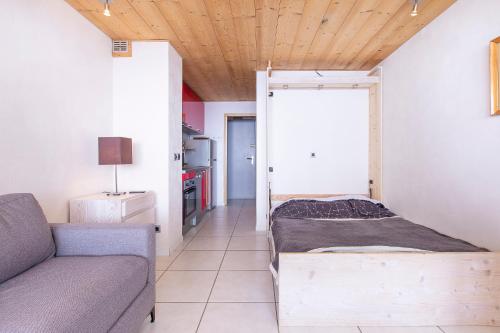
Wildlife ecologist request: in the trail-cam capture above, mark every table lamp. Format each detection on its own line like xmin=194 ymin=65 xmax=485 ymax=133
xmin=98 ymin=137 xmax=132 ymax=196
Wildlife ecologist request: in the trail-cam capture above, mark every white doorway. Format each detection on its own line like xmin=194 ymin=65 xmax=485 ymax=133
xmin=224 ymin=114 xmax=256 ymax=205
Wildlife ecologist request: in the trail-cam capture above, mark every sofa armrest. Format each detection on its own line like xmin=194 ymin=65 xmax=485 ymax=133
xmin=50 ymin=223 xmax=155 ymax=284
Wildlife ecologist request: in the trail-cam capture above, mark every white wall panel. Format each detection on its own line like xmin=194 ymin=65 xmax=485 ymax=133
xmin=113 ymin=42 xmax=183 ymax=255
xmin=269 ymin=89 xmax=369 ymax=195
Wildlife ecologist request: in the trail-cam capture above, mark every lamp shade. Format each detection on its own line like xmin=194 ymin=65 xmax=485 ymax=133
xmin=98 ymin=137 xmax=132 ymax=165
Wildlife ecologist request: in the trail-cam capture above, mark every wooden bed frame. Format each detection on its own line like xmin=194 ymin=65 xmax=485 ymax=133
xmin=266 ymin=70 xmax=500 ymax=327
xmin=270 ymin=196 xmax=500 ymax=327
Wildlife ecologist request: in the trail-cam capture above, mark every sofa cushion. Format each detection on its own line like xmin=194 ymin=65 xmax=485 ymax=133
xmin=0 ymin=193 xmax=55 ymax=283
xmin=0 ymin=255 xmax=149 ymax=333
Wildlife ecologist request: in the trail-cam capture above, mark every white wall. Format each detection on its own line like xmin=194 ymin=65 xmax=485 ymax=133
xmin=0 ymin=0 xmax=113 ymax=222
xmin=269 ymin=89 xmax=369 ymax=195
xmin=381 ymin=0 xmax=500 ymax=250
xmin=113 ymin=42 xmax=183 ymax=255
xmin=204 ymin=102 xmax=256 ymax=206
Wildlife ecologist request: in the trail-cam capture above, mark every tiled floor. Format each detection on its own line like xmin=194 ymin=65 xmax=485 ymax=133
xmin=141 ymin=200 xmax=500 ymax=333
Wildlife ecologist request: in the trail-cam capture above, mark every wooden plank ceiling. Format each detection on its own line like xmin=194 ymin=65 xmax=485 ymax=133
xmin=66 ymin=0 xmax=455 ymax=101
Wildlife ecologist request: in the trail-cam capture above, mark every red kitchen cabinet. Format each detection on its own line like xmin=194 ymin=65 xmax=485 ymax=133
xmin=182 ymin=83 xmax=205 ymax=134
xmin=182 ymin=171 xmax=196 ymax=181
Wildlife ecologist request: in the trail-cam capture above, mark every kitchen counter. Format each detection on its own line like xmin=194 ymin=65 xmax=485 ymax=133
xmin=182 ymin=166 xmax=212 ymax=173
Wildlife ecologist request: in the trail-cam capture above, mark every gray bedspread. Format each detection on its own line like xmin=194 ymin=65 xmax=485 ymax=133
xmin=271 ymin=216 xmax=487 ymax=272
xmin=272 ymin=199 xmax=395 ymax=220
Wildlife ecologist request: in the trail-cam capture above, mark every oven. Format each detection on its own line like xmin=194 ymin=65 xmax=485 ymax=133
xmin=183 ymin=178 xmax=197 ymax=234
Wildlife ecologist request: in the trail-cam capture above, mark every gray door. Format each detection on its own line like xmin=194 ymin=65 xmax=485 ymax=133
xmin=227 ymin=118 xmax=256 ymax=199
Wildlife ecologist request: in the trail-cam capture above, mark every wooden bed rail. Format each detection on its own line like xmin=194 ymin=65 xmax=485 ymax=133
xmin=271 ymin=194 xmax=369 ymax=201
xmin=279 ymin=251 xmax=500 ymax=327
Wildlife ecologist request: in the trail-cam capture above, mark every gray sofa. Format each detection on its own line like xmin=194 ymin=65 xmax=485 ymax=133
xmin=0 ymin=193 xmax=156 ymax=333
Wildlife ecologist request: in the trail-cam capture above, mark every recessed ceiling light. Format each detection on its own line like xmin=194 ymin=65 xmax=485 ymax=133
xmin=103 ymin=0 xmax=111 ymax=17
xmin=410 ymin=0 xmax=419 ymax=17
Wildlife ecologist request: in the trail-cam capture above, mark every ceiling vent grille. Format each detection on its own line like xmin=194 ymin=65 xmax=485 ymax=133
xmin=112 ymin=40 xmax=132 ymax=57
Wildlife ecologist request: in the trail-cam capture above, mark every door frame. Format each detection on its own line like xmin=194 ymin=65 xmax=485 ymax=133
xmin=223 ymin=113 xmax=257 ymax=206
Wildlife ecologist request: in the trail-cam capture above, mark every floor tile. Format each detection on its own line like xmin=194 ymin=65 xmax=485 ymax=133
xmin=227 ymin=200 xmax=245 ymax=207
xmin=201 ymin=219 xmax=232 ymax=226
xmin=183 ymin=228 xmax=199 ymax=240
xmin=210 ymin=209 xmax=240 ymax=216
xmin=156 ymin=255 xmax=177 ymax=270
xmin=198 ymin=303 xmax=278 ymax=333
xmin=210 ymin=207 xmax=240 ymax=215
xmin=240 ymin=213 xmax=255 ymax=219
xmin=360 ymin=327 xmax=442 ymax=333
xmin=156 ymin=270 xmax=217 ymax=302
xmin=236 ymin=218 xmax=257 ymax=226
xmin=185 ymin=237 xmax=230 ymax=251
xmin=280 ymin=327 xmax=360 ymax=333
xmin=242 ymin=200 xmax=256 ymax=208
xmin=228 ymin=235 xmax=270 ymax=250
xmin=170 ymin=246 xmax=184 ymax=259
xmin=204 ymin=217 xmax=237 ymax=226
xmin=233 ymin=223 xmax=267 ymax=236
xmin=169 ymin=250 xmax=225 ymax=270
xmin=155 ymin=271 xmax=164 ymax=282
xmin=196 ymin=224 xmax=235 ymax=237
xmin=440 ymin=328 xmax=500 ymax=333
xmin=221 ymin=251 xmax=270 ymax=270
xmin=209 ymin=271 xmax=275 ymax=302
xmin=139 ymin=303 xmax=205 ymax=333
xmin=203 ymin=222 xmax=237 ymax=230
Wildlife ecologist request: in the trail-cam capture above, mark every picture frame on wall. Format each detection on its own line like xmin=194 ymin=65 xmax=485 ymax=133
xmin=490 ymin=37 xmax=500 ymax=116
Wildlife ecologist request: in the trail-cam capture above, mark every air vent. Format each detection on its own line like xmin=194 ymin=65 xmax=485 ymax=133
xmin=112 ymin=40 xmax=132 ymax=57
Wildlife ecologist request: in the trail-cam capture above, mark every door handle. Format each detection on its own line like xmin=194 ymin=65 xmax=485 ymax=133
xmin=246 ymin=156 xmax=255 ymax=165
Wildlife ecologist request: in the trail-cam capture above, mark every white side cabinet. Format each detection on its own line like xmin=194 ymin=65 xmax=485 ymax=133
xmin=70 ymin=192 xmax=155 ymax=224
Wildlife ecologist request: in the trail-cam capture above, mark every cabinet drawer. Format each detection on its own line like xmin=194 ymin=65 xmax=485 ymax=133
xmin=124 ymin=207 xmax=155 ymax=224
xmin=122 ymin=194 xmax=154 ymax=217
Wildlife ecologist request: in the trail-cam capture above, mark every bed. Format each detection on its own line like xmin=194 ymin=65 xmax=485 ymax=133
xmin=270 ymin=196 xmax=500 ymax=327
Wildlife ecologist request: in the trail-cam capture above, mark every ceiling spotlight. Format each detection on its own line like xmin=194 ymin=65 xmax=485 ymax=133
xmin=103 ymin=0 xmax=111 ymax=17
xmin=410 ymin=0 xmax=419 ymax=17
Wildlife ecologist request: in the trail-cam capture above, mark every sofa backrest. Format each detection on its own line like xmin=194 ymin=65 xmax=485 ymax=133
xmin=0 ymin=193 xmax=55 ymax=283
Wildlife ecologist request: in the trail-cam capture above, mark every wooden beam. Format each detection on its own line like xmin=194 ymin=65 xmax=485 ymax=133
xmin=268 ymin=75 xmax=379 ymax=90
xmin=368 ymin=80 xmax=382 ymax=200
xmin=271 ymin=194 xmax=368 ymax=201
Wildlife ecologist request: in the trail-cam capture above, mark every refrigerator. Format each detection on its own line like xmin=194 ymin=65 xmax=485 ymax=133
xmin=185 ymin=138 xmax=217 ymax=209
